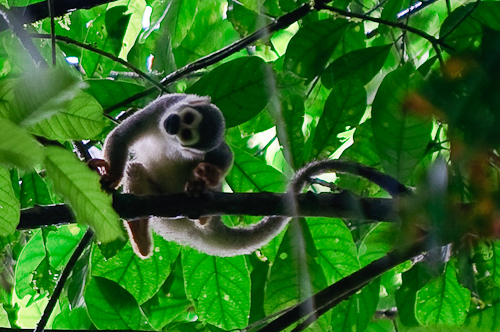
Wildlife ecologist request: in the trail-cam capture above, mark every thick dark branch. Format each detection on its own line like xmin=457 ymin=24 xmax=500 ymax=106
xmin=18 ymin=192 xmax=399 ymax=229
xmin=0 ymin=0 xmax=117 ymax=32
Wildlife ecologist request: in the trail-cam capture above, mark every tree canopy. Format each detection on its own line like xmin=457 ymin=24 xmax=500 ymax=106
xmin=0 ymin=0 xmax=499 ymax=331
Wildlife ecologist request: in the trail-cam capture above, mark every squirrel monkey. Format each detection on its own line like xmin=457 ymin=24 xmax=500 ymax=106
xmin=96 ymin=94 xmax=408 ymax=258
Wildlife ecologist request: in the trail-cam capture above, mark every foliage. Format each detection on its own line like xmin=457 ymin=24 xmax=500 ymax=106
xmin=0 ymin=0 xmax=499 ymax=331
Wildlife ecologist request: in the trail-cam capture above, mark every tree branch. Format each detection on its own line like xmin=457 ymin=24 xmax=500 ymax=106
xmin=30 ymin=33 xmax=166 ymax=92
xmin=252 ymin=237 xmax=426 ymax=332
xmin=0 ymin=0 xmax=118 ymax=32
xmin=18 ymin=191 xmax=399 ymax=230
xmin=104 ymin=4 xmax=313 ymax=113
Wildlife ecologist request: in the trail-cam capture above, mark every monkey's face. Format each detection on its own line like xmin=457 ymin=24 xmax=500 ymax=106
xmin=164 ymin=107 xmax=202 ymax=147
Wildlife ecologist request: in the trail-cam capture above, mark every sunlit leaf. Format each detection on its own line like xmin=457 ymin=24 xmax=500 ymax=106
xmin=284 ymin=19 xmax=349 ymax=80
xmin=226 ymin=145 xmax=287 ymax=192
xmin=187 ymin=56 xmax=273 ymax=127
xmin=371 ymin=65 xmax=432 ymax=182
xmin=85 ymin=277 xmax=151 ymax=330
xmin=20 ymin=171 xmax=55 ymax=208
xmin=276 ymin=94 xmax=305 ymax=169
xmin=92 ymin=234 xmax=180 ymax=304
xmin=0 ymin=166 xmax=19 ymax=236
xmin=182 ymin=249 xmax=250 ymax=330
xmin=416 ymin=260 xmax=470 ymax=326
xmin=14 ymin=230 xmax=45 ymax=299
xmin=44 ymin=147 xmax=122 ymax=243
xmin=28 ymin=91 xmax=104 ymax=140
xmin=0 ymin=119 xmax=43 ymax=170
xmin=310 ymin=79 xmax=366 ymax=160
xmin=322 ymin=45 xmax=392 ymax=88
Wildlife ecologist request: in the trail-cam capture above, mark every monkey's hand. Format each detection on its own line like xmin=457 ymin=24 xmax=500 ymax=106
xmin=185 ymin=162 xmax=223 ymax=197
xmin=88 ymin=158 xmax=120 ymax=192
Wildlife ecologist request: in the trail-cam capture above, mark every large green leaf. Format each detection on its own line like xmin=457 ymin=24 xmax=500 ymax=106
xmin=371 ymin=65 xmax=432 ymax=182
xmin=440 ymin=4 xmax=483 ymax=52
xmin=20 ymin=171 xmax=54 ymax=208
xmin=275 ymin=94 xmax=305 ymax=170
xmin=85 ymin=79 xmax=146 ymax=109
xmin=162 ymin=0 xmax=199 ymax=47
xmin=330 ymin=279 xmax=380 ymax=332
xmin=141 ymin=258 xmax=191 ymax=330
xmin=0 ymin=119 xmax=43 ymax=170
xmin=310 ymin=79 xmax=366 ymax=160
xmin=226 ymin=145 xmax=287 ymax=192
xmin=28 ymin=91 xmax=104 ymax=140
xmin=416 ymin=260 xmax=471 ymax=326
xmin=182 ymin=249 xmax=250 ymax=330
xmin=358 ymin=223 xmax=399 ymax=267
xmin=308 ymin=217 xmax=359 ymax=283
xmin=264 ymin=219 xmax=327 ymax=313
xmin=85 ymin=277 xmax=151 ymax=330
xmin=12 ymin=68 xmax=83 ymax=126
xmin=322 ymin=45 xmax=392 ymax=88
xmin=187 ymin=56 xmax=273 ymax=127
xmin=0 ymin=166 xmax=19 ymax=236
xmin=14 ymin=230 xmax=46 ymax=299
xmin=44 ymin=147 xmax=122 ymax=243
xmin=92 ymin=233 xmax=180 ymax=304
xmin=284 ymin=19 xmax=350 ymax=80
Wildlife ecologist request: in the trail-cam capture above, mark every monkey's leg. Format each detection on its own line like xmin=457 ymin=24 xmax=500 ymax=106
xmin=124 ymin=162 xmax=155 ymax=259
xmin=185 ymin=162 xmax=223 ymax=196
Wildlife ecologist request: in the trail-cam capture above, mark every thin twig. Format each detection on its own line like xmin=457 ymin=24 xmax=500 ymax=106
xmin=34 ymin=229 xmax=94 ymax=332
xmin=47 ymin=0 xmax=56 ymax=66
xmin=315 ymin=2 xmax=447 ymax=66
xmin=104 ymin=4 xmax=313 ymax=113
xmin=440 ymin=0 xmax=481 ymax=40
xmin=30 ymin=33 xmax=167 ymax=92
xmin=0 ymin=4 xmax=47 ymax=67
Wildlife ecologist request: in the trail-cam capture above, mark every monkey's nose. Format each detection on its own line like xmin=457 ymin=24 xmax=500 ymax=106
xmin=164 ymin=114 xmax=181 ymax=135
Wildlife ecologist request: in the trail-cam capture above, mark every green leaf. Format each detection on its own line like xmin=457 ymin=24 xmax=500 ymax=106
xmin=284 ymin=19 xmax=350 ymax=80
xmin=163 ymin=0 xmax=199 ymax=47
xmin=92 ymin=233 xmax=180 ymax=304
xmin=416 ymin=260 xmax=471 ymax=326
xmin=322 ymin=45 xmax=392 ymax=88
xmin=53 ymin=307 xmax=92 ymax=330
xmin=12 ymin=68 xmax=83 ymax=127
xmin=0 ymin=166 xmax=18 ymax=236
xmin=310 ymin=79 xmax=366 ymax=160
xmin=308 ymin=217 xmax=359 ymax=283
xmin=331 ymin=278 xmax=380 ymax=332
xmin=20 ymin=171 xmax=54 ymax=208
xmin=395 ymin=263 xmax=436 ymax=327
xmin=14 ymin=230 xmax=45 ymax=299
xmin=84 ymin=277 xmax=151 ymax=330
xmin=85 ymin=79 xmax=146 ymax=109
xmin=226 ymin=145 xmax=287 ymax=192
xmin=227 ymin=1 xmax=273 ymax=37
xmin=474 ymin=241 xmax=500 ymax=289
xmin=371 ymin=65 xmax=432 ymax=182
xmin=142 ymin=258 xmax=191 ymax=330
xmin=440 ymin=5 xmax=483 ymax=52
xmin=358 ymin=223 xmax=400 ymax=267
xmin=264 ymin=219 xmax=328 ymax=315
xmin=471 ymin=2 xmax=500 ymax=31
xmin=46 ymin=225 xmax=86 ymax=270
xmin=28 ymin=91 xmax=104 ymax=140
xmin=0 ymin=119 xmax=43 ymax=170
xmin=44 ymin=146 xmax=122 ymax=243
xmin=275 ymin=94 xmax=305 ymax=169
xmin=182 ymin=250 xmax=250 ymax=330
xmin=187 ymin=56 xmax=273 ymax=127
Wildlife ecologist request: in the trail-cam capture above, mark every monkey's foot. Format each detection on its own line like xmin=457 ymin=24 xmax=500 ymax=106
xmin=185 ymin=162 xmax=223 ymax=197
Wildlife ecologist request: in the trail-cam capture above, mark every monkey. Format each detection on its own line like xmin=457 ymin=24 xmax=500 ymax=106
xmin=94 ymin=94 xmax=409 ymax=258
xmin=95 ymin=93 xmax=233 ymax=258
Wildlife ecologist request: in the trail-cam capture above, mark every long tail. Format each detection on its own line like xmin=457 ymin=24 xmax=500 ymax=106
xmin=288 ymin=160 xmax=410 ymax=197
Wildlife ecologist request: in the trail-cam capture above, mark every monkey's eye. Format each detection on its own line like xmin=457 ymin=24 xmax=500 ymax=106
xmin=179 ymin=107 xmax=202 ymax=128
xmin=183 ymin=112 xmax=195 ymax=125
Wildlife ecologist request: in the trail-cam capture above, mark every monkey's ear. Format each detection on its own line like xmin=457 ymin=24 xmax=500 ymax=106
xmin=186 ymin=94 xmax=211 ymax=106
xmin=124 ymin=219 xmax=153 ymax=259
